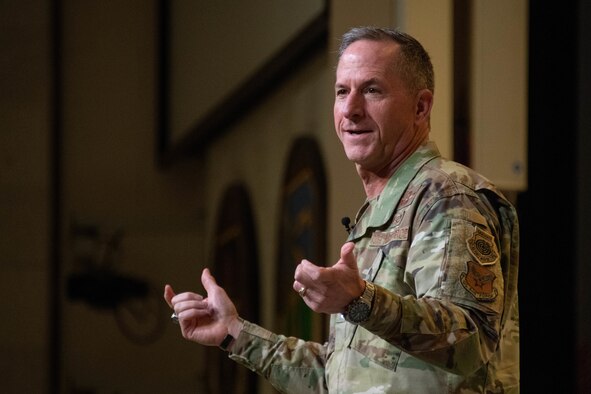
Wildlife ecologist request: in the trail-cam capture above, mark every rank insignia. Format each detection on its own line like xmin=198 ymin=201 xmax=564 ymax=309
xmin=399 ymin=189 xmax=416 ymax=208
xmin=392 ymin=211 xmax=405 ymax=227
xmin=460 ymin=261 xmax=498 ymax=302
xmin=467 ymin=227 xmax=499 ymax=265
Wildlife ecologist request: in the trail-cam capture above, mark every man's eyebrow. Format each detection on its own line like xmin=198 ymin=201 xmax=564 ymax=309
xmin=362 ymin=77 xmax=381 ymax=86
xmin=335 ymin=78 xmax=382 ymax=89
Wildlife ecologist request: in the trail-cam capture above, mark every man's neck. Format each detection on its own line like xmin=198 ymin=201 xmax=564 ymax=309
xmin=358 ymin=136 xmax=429 ymax=199
xmin=358 ymin=172 xmax=390 ymax=199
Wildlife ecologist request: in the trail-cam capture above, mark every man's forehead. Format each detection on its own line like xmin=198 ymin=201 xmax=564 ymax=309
xmin=338 ymin=40 xmax=399 ymax=68
xmin=341 ymin=39 xmax=399 ymax=57
xmin=336 ymin=40 xmax=399 ymax=75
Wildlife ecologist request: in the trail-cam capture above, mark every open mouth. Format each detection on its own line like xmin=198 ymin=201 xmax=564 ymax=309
xmin=346 ymin=129 xmax=370 ymax=135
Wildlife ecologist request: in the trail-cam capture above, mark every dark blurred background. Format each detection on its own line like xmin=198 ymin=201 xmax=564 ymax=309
xmin=1 ymin=0 xmax=589 ymax=393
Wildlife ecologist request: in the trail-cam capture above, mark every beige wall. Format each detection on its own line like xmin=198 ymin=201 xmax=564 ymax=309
xmin=0 ymin=0 xmax=530 ymax=393
xmin=471 ymin=0 xmax=528 ymax=190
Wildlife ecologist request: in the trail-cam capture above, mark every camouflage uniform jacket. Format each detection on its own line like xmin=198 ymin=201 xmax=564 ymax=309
xmin=229 ymin=142 xmax=520 ymax=393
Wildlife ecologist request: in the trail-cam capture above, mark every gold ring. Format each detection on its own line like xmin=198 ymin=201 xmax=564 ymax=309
xmin=298 ymin=286 xmax=307 ymax=297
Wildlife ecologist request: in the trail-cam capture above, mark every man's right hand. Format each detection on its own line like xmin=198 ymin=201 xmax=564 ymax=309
xmin=164 ymin=268 xmax=243 ymax=348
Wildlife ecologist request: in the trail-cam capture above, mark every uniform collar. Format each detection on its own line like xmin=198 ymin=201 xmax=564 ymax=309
xmin=348 ymin=141 xmax=441 ymax=241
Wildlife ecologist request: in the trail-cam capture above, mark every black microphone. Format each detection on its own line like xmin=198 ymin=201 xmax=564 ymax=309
xmin=341 ymin=216 xmax=352 ymax=233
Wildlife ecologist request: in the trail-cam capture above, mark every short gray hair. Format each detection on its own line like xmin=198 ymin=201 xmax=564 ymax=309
xmin=338 ymin=27 xmax=434 ymax=94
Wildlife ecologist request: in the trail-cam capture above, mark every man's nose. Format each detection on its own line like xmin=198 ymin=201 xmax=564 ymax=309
xmin=342 ymin=93 xmax=364 ymax=120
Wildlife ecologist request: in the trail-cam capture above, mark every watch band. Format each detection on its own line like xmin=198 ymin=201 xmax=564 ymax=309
xmin=343 ymin=280 xmax=376 ymax=324
xmin=218 ymin=333 xmax=235 ymax=351
xmin=219 ymin=317 xmax=244 ymax=351
xmin=360 ymin=280 xmax=375 ymax=307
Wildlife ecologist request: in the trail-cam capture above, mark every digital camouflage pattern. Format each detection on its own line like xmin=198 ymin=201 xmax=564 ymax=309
xmin=229 ymin=142 xmax=520 ymax=393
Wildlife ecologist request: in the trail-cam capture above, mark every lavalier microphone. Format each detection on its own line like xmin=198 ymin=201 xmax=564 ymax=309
xmin=341 ymin=217 xmax=352 ymax=233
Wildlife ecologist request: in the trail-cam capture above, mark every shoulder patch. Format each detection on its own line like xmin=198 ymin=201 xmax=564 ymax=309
xmin=460 ymin=261 xmax=498 ymax=302
xmin=466 ymin=227 xmax=499 ymax=265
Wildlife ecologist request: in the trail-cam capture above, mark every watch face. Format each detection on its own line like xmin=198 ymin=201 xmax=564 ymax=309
xmin=347 ymin=301 xmax=370 ymax=323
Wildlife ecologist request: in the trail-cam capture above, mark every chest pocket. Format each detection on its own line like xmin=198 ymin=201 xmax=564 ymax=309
xmin=350 ymin=246 xmax=405 ymax=371
xmin=351 ymin=327 xmax=402 ymax=371
xmin=359 ymin=246 xmax=385 ymax=281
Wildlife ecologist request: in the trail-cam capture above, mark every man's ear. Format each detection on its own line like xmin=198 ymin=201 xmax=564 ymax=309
xmin=415 ymin=89 xmax=434 ymax=124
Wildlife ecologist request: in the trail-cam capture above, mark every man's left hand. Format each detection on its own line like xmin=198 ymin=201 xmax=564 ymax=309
xmin=293 ymin=242 xmax=365 ymax=314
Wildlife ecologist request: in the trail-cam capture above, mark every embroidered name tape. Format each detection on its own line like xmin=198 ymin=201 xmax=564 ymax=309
xmin=370 ymin=227 xmax=409 ymax=245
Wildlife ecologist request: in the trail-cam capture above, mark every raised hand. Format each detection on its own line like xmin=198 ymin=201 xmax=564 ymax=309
xmin=164 ymin=268 xmax=242 ymax=347
xmin=293 ymin=242 xmax=365 ymax=314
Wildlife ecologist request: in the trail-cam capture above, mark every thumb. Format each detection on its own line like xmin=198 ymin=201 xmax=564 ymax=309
xmin=201 ymin=268 xmax=218 ymax=293
xmin=163 ymin=284 xmax=176 ymax=308
xmin=338 ymin=242 xmax=357 ymax=269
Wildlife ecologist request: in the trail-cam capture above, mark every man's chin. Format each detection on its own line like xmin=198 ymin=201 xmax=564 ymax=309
xmin=344 ymin=149 xmax=369 ymax=164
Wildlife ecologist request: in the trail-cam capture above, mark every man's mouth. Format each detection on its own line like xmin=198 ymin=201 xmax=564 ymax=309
xmin=346 ymin=129 xmax=370 ymax=135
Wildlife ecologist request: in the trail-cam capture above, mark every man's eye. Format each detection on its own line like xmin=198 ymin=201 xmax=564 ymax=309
xmin=365 ymin=87 xmax=379 ymax=94
xmin=336 ymin=89 xmax=348 ymax=96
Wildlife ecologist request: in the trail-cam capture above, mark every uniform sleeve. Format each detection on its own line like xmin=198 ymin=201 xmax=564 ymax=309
xmin=361 ymin=192 xmax=506 ymax=375
xmin=228 ymin=320 xmax=328 ymax=394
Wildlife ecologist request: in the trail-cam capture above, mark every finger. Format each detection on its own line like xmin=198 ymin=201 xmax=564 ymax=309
xmin=171 ymin=292 xmax=204 ymax=305
xmin=177 ymin=308 xmax=211 ymax=321
xmin=201 ymin=268 xmax=219 ymax=294
xmin=293 ymin=280 xmax=306 ymax=295
xmin=164 ymin=284 xmax=176 ymax=308
xmin=175 ymin=299 xmax=210 ymax=317
xmin=293 ymin=261 xmax=303 ymax=282
xmin=336 ymin=242 xmax=357 ymax=269
xmin=295 ymin=259 xmax=320 ymax=283
xmin=175 ymin=298 xmax=207 ymax=311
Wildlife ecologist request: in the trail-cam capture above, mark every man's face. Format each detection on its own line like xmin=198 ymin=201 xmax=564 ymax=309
xmin=334 ymin=39 xmax=417 ymax=174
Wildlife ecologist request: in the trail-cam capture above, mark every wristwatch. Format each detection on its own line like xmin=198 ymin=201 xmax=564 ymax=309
xmin=343 ymin=281 xmax=376 ymax=324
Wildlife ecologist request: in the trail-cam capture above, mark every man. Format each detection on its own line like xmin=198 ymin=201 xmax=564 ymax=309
xmin=164 ymin=27 xmax=520 ymax=393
